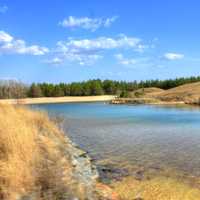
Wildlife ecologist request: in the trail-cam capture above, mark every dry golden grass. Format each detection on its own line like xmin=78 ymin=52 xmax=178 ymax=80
xmin=129 ymin=87 xmax=164 ymax=98
xmin=112 ymin=176 xmax=200 ymax=200
xmin=156 ymin=82 xmax=200 ymax=104
xmin=0 ymin=104 xmax=86 ymax=200
xmin=135 ymin=82 xmax=200 ymax=104
xmin=123 ymin=82 xmax=200 ymax=105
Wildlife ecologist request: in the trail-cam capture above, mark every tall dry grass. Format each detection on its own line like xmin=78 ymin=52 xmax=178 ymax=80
xmin=0 ymin=104 xmax=86 ymax=200
xmin=112 ymin=176 xmax=200 ymax=200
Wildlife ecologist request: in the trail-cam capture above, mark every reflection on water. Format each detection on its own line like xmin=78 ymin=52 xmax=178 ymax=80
xmin=31 ymin=102 xmax=200 ymax=180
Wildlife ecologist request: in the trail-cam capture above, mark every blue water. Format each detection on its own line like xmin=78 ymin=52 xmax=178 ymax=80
xmin=31 ymin=102 xmax=200 ymax=178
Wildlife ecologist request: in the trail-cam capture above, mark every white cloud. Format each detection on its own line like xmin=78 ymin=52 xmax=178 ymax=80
xmin=57 ymin=35 xmax=141 ymax=52
xmin=52 ymin=53 xmax=102 ymax=66
xmin=50 ymin=35 xmax=145 ymax=66
xmin=0 ymin=5 xmax=8 ymax=14
xmin=59 ymin=16 xmax=118 ymax=31
xmin=163 ymin=52 xmax=184 ymax=60
xmin=0 ymin=31 xmax=13 ymax=42
xmin=0 ymin=30 xmax=49 ymax=55
xmin=104 ymin=16 xmax=118 ymax=27
xmin=115 ymin=53 xmax=137 ymax=65
xmin=136 ymin=44 xmax=149 ymax=53
xmin=44 ymin=57 xmax=63 ymax=65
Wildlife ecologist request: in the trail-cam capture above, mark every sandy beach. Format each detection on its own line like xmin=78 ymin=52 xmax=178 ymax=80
xmin=0 ymin=95 xmax=116 ymax=105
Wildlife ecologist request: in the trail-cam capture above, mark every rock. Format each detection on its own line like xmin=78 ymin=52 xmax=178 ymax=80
xmin=133 ymin=170 xmax=145 ymax=181
xmin=64 ymin=141 xmax=99 ymax=199
xmin=98 ymin=165 xmax=129 ymax=183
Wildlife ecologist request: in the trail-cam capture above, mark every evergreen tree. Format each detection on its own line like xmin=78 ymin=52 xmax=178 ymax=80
xmin=29 ymin=83 xmax=43 ymax=98
xmin=91 ymin=80 xmax=103 ymax=95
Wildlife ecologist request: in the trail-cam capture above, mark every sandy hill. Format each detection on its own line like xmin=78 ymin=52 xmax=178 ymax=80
xmin=155 ymin=82 xmax=200 ymax=104
xmin=127 ymin=82 xmax=200 ymax=105
xmin=129 ymin=87 xmax=164 ymax=98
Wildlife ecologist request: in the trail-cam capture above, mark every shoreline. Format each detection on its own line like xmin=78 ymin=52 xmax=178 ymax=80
xmin=0 ymin=95 xmax=116 ymax=105
xmin=110 ymin=97 xmax=186 ymax=106
xmin=110 ymin=97 xmax=200 ymax=108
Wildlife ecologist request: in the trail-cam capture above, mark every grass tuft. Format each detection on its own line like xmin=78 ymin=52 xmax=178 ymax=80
xmin=112 ymin=176 xmax=200 ymax=200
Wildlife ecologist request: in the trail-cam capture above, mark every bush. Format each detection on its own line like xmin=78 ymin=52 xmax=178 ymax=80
xmin=120 ymin=90 xmax=129 ymax=98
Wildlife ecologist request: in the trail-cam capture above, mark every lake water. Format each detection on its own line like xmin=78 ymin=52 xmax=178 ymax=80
xmin=31 ymin=102 xmax=200 ymax=182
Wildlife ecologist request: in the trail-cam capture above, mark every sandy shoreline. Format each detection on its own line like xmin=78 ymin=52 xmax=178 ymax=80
xmin=0 ymin=95 xmax=116 ymax=105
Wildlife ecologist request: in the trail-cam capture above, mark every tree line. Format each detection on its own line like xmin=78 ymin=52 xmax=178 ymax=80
xmin=0 ymin=76 xmax=200 ymax=99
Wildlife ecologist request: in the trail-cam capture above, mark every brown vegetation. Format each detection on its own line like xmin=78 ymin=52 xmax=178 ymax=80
xmin=155 ymin=82 xmax=200 ymax=104
xmin=132 ymin=82 xmax=200 ymax=104
xmin=128 ymin=87 xmax=164 ymax=98
xmin=0 ymin=80 xmax=28 ymax=99
xmin=112 ymin=176 xmax=200 ymax=200
xmin=0 ymin=104 xmax=95 ymax=200
xmin=113 ymin=82 xmax=200 ymax=105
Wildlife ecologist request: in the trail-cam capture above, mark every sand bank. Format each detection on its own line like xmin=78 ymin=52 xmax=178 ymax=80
xmin=0 ymin=95 xmax=116 ymax=105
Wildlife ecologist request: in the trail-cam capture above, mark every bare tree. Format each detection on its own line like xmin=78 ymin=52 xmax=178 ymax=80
xmin=0 ymin=80 xmax=28 ymax=99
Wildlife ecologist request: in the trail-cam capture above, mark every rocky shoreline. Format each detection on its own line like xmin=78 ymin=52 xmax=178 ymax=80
xmin=65 ymin=138 xmax=119 ymax=200
xmin=66 ymin=140 xmax=99 ymax=199
xmin=110 ymin=97 xmax=185 ymax=105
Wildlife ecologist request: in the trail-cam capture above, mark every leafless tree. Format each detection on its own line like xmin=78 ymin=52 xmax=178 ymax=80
xmin=0 ymin=80 xmax=28 ymax=99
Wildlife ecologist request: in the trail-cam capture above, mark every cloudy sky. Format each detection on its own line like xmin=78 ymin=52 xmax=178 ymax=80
xmin=0 ymin=0 xmax=200 ymax=83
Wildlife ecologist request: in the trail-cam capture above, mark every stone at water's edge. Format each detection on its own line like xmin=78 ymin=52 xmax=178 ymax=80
xmin=66 ymin=139 xmax=119 ymax=200
xmin=97 ymin=165 xmax=129 ymax=184
xmin=17 ymin=136 xmax=117 ymax=200
xmin=64 ymin=139 xmax=98 ymax=199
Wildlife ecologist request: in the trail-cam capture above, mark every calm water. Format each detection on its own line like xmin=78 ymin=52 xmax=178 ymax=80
xmin=32 ymin=102 xmax=200 ymax=179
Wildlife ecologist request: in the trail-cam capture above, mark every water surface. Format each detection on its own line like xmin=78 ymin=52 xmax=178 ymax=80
xmin=32 ymin=103 xmax=200 ymax=180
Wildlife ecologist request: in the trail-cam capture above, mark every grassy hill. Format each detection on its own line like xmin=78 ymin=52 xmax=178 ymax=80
xmin=128 ymin=87 xmax=164 ymax=98
xmin=155 ymin=82 xmax=200 ymax=104
xmin=120 ymin=82 xmax=200 ymax=105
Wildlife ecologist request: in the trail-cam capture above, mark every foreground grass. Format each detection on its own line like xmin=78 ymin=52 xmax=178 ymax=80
xmin=0 ymin=104 xmax=88 ymax=200
xmin=112 ymin=176 xmax=200 ymax=200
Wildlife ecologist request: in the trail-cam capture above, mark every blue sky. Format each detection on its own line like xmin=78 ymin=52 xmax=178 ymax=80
xmin=0 ymin=0 xmax=200 ymax=83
